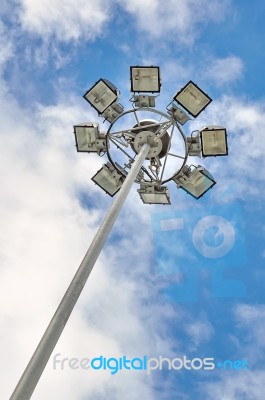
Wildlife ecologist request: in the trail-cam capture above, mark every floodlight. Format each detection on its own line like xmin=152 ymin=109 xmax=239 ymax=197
xmin=91 ymin=162 xmax=125 ymax=196
xmin=74 ymin=123 xmax=107 ymax=153
xmin=186 ymin=132 xmax=201 ymax=157
xmin=101 ymin=102 xmax=124 ymax=123
xmin=133 ymin=95 xmax=156 ymax=108
xmin=167 ymin=104 xmax=190 ymax=125
xmin=130 ymin=66 xmax=161 ymax=93
xmin=83 ymin=79 xmax=119 ymax=114
xmin=137 ymin=182 xmax=170 ymax=204
xmin=173 ymin=81 xmax=212 ymax=118
xmin=200 ymin=126 xmax=228 ymax=157
xmin=173 ymin=165 xmax=216 ymax=199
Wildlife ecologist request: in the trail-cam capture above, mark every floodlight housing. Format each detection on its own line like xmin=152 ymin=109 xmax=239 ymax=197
xmin=74 ymin=123 xmax=107 ymax=153
xmin=130 ymin=66 xmax=161 ymax=93
xmin=101 ymin=102 xmax=124 ymax=123
xmin=167 ymin=104 xmax=190 ymax=125
xmin=173 ymin=165 xmax=216 ymax=199
xmin=186 ymin=132 xmax=201 ymax=157
xmin=200 ymin=126 xmax=228 ymax=157
xmin=173 ymin=81 xmax=212 ymax=118
xmin=83 ymin=79 xmax=119 ymax=114
xmin=133 ymin=95 xmax=156 ymax=108
xmin=92 ymin=162 xmax=126 ymax=196
xmin=137 ymin=182 xmax=170 ymax=204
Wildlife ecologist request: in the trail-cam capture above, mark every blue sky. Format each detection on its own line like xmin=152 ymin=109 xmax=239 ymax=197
xmin=1 ymin=1 xmax=265 ymax=399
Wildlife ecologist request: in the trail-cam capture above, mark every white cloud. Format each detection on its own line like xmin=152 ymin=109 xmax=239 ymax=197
xmin=234 ymin=304 xmax=265 ymax=352
xmin=203 ymin=371 xmax=265 ymax=400
xmin=206 ymin=56 xmax=244 ymax=85
xmin=185 ymin=317 xmax=215 ymax=350
xmin=16 ymin=0 xmax=230 ymax=45
xmin=0 ymin=20 xmax=14 ymax=71
xmin=201 ymin=303 xmax=265 ymax=400
xmin=18 ymin=0 xmax=112 ymax=42
xmin=235 ymin=303 xmax=265 ymax=322
xmin=118 ymin=0 xmax=230 ymax=44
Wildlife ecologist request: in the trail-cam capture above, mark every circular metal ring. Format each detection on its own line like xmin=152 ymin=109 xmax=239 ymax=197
xmin=106 ymin=107 xmax=189 ymax=185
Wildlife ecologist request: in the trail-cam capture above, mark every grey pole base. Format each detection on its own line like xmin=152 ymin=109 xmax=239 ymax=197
xmin=10 ymin=143 xmax=150 ymax=400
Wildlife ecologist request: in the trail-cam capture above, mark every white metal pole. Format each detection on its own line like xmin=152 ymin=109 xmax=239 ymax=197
xmin=10 ymin=143 xmax=150 ymax=400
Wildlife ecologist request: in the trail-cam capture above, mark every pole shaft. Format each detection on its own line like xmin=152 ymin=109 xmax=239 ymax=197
xmin=10 ymin=143 xmax=150 ymax=400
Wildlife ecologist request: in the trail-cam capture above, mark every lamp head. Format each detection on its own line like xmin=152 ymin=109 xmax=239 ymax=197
xmin=200 ymin=126 xmax=228 ymax=157
xmin=173 ymin=81 xmax=212 ymax=118
xmin=130 ymin=66 xmax=161 ymax=93
xmin=83 ymin=79 xmax=119 ymax=114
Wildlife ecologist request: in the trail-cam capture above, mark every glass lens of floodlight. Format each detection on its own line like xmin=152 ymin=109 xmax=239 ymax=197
xmin=84 ymin=80 xmax=118 ymax=113
xmin=131 ymin=66 xmax=160 ymax=92
xmin=201 ymin=129 xmax=228 ymax=156
xmin=92 ymin=168 xmax=122 ymax=196
xmin=179 ymin=169 xmax=215 ymax=199
xmin=174 ymin=81 xmax=212 ymax=117
xmin=74 ymin=125 xmax=97 ymax=152
xmin=140 ymin=193 xmax=170 ymax=204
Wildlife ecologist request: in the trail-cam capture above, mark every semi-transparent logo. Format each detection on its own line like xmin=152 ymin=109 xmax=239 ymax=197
xmin=52 ymin=353 xmax=248 ymax=374
xmin=152 ymin=201 xmax=247 ymax=302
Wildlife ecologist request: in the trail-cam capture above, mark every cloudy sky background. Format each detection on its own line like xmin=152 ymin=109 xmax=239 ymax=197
xmin=1 ymin=0 xmax=265 ymax=399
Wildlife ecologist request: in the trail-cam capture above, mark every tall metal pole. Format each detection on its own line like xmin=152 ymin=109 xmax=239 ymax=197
xmin=10 ymin=143 xmax=150 ymax=400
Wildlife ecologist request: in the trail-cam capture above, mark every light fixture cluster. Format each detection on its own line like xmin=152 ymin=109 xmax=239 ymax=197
xmin=74 ymin=66 xmax=228 ymax=204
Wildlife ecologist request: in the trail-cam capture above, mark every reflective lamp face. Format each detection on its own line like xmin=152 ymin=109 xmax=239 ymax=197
xmin=200 ymin=128 xmax=228 ymax=157
xmin=173 ymin=81 xmax=212 ymax=117
xmin=130 ymin=66 xmax=161 ymax=93
xmin=138 ymin=184 xmax=170 ymax=204
xmin=74 ymin=123 xmax=103 ymax=152
xmin=91 ymin=164 xmax=124 ymax=196
xmin=83 ymin=79 xmax=118 ymax=114
xmin=177 ymin=168 xmax=216 ymax=199
xmin=140 ymin=192 xmax=170 ymax=204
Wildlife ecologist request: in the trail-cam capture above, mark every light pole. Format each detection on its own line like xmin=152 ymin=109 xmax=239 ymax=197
xmin=10 ymin=66 xmax=228 ymax=400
